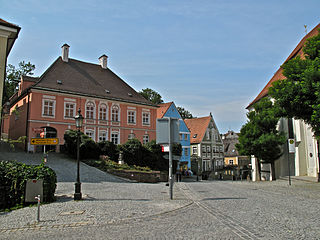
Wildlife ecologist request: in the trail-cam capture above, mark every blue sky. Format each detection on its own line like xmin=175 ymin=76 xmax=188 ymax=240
xmin=2 ymin=0 xmax=320 ymax=133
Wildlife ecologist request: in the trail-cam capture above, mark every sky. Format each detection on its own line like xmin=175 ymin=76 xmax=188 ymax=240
xmin=1 ymin=0 xmax=320 ymax=134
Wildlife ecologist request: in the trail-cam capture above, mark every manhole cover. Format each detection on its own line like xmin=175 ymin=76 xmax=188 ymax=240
xmin=60 ymin=210 xmax=85 ymax=216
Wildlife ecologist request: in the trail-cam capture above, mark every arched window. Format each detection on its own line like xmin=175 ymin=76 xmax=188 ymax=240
xmin=86 ymin=101 xmax=95 ymax=119
xmin=112 ymin=105 xmax=119 ymax=122
xmin=99 ymin=103 xmax=107 ymax=120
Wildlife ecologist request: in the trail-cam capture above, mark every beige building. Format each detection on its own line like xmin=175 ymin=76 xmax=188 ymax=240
xmin=0 ymin=18 xmax=20 ymax=133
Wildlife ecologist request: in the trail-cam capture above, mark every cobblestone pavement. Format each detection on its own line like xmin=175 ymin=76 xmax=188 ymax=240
xmin=1 ymin=149 xmax=320 ymax=239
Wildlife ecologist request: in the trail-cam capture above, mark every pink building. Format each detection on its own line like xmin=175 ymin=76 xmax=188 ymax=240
xmin=7 ymin=44 xmax=157 ymax=152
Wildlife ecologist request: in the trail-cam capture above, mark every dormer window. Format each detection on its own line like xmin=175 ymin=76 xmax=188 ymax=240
xmin=57 ymin=80 xmax=62 ymax=84
xmin=193 ymin=134 xmax=197 ymax=138
xmin=105 ymin=90 xmax=110 ymax=94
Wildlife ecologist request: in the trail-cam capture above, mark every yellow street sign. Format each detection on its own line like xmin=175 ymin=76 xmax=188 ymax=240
xmin=30 ymin=138 xmax=59 ymax=145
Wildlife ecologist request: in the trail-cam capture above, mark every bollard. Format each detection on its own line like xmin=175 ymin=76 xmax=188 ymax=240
xmin=35 ymin=195 xmax=40 ymax=222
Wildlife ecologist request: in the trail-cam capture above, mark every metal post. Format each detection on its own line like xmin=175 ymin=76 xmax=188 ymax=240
xmin=74 ymin=129 xmax=82 ymax=200
xmin=168 ymin=118 xmax=173 ymax=200
xmin=43 ymin=128 xmax=46 ymax=155
xmin=36 ymin=195 xmax=40 ymax=222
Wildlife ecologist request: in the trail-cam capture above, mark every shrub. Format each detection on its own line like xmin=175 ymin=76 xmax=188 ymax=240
xmin=98 ymin=141 xmax=119 ymax=161
xmin=0 ymin=161 xmax=57 ymax=210
xmin=64 ymin=130 xmax=100 ymax=159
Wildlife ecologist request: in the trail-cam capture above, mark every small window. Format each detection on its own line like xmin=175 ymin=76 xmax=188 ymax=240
xmin=86 ymin=101 xmax=95 ymax=119
xmin=112 ymin=105 xmax=120 ymax=122
xmin=85 ymin=130 xmax=95 ymax=141
xmin=202 ymin=146 xmax=206 ymax=153
xmin=184 ymin=134 xmax=188 ymax=140
xmin=127 ymin=110 xmax=136 ymax=124
xmin=128 ymin=133 xmax=135 ymax=140
xmin=99 ymin=104 xmax=108 ymax=121
xmin=179 ymin=134 xmax=183 ymax=141
xmin=111 ymin=132 xmax=119 ymax=145
xmin=184 ymin=148 xmax=188 ymax=156
xmin=192 ymin=146 xmax=197 ymax=155
xmin=99 ymin=131 xmax=107 ymax=142
xmin=143 ymin=134 xmax=149 ymax=144
xmin=43 ymin=99 xmax=55 ymax=117
xmin=142 ymin=112 xmax=150 ymax=125
xmin=64 ymin=102 xmax=75 ymax=118
xmin=193 ymin=134 xmax=197 ymax=138
xmin=229 ymin=160 xmax=234 ymax=165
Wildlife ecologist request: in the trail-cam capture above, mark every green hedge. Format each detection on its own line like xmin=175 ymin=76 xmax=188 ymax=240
xmin=0 ymin=161 xmax=57 ymax=211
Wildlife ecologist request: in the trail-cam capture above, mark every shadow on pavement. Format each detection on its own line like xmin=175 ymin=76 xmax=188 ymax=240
xmin=201 ymin=197 xmax=247 ymax=201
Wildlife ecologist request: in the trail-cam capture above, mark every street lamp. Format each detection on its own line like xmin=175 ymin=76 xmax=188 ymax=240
xmin=74 ymin=108 xmax=83 ymax=200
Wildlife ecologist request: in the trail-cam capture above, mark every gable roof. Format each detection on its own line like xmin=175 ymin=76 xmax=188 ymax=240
xmin=247 ymin=23 xmax=320 ymax=109
xmin=157 ymin=102 xmax=173 ymax=118
xmin=184 ymin=116 xmax=211 ymax=144
xmin=31 ymin=57 xmax=156 ymax=106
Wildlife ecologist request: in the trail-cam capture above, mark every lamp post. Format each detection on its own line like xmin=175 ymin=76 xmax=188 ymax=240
xmin=74 ymin=108 xmax=83 ymax=200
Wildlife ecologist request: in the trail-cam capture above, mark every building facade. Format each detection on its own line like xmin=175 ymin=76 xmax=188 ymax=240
xmin=185 ymin=114 xmax=224 ymax=175
xmin=157 ymin=102 xmax=191 ymax=170
xmin=222 ymin=130 xmax=250 ymax=167
xmin=247 ymin=24 xmax=320 ymax=181
xmin=0 ymin=18 xmax=20 ymax=135
xmin=7 ymin=44 xmax=157 ymax=151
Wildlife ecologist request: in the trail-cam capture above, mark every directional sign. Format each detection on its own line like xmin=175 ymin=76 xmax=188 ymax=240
xmin=30 ymin=138 xmax=59 ymax=145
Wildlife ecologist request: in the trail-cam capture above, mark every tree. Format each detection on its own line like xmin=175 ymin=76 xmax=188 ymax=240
xmin=3 ymin=61 xmax=35 ymax=104
xmin=139 ymin=88 xmax=163 ymax=105
xmin=269 ymin=30 xmax=320 ymax=136
xmin=177 ymin=106 xmax=193 ymax=119
xmin=236 ymin=98 xmax=286 ymax=180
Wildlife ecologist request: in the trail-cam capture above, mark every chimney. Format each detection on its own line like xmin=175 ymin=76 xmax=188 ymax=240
xmin=61 ymin=44 xmax=70 ymax=62
xmin=99 ymin=55 xmax=108 ymax=69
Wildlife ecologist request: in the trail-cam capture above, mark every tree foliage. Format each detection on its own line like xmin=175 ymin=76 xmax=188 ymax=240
xmin=3 ymin=61 xmax=35 ymax=104
xmin=269 ymin=29 xmax=320 ymax=136
xmin=236 ymin=98 xmax=286 ymax=178
xmin=177 ymin=106 xmax=193 ymax=119
xmin=139 ymin=88 xmax=163 ymax=105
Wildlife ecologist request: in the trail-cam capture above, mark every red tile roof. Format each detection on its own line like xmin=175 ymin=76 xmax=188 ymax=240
xmin=247 ymin=23 xmax=320 ymax=109
xmin=32 ymin=57 xmax=155 ymax=106
xmin=184 ymin=116 xmax=211 ymax=144
xmin=157 ymin=102 xmax=173 ymax=118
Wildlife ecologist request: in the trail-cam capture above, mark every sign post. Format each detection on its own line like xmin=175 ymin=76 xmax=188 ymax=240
xmin=156 ymin=117 xmax=179 ymax=200
xmin=288 ymin=138 xmax=295 ymax=186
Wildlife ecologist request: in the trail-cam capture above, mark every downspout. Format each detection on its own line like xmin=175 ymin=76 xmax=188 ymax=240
xmin=24 ymin=89 xmax=30 ymax=152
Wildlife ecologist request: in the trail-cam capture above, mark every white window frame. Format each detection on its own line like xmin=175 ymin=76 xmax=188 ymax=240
xmin=42 ymin=98 xmax=56 ymax=118
xmin=229 ymin=159 xmax=234 ymax=165
xmin=127 ymin=110 xmax=136 ymax=124
xmin=85 ymin=129 xmax=95 ymax=141
xmin=192 ymin=146 xmax=197 ymax=155
xmin=99 ymin=103 xmax=108 ymax=121
xmin=86 ymin=101 xmax=95 ymax=120
xmin=64 ymin=102 xmax=76 ymax=119
xmin=111 ymin=104 xmax=120 ymax=122
xmin=98 ymin=130 xmax=108 ymax=142
xmin=143 ymin=134 xmax=149 ymax=144
xmin=111 ymin=131 xmax=120 ymax=145
xmin=128 ymin=133 xmax=135 ymax=140
xmin=142 ymin=112 xmax=150 ymax=126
